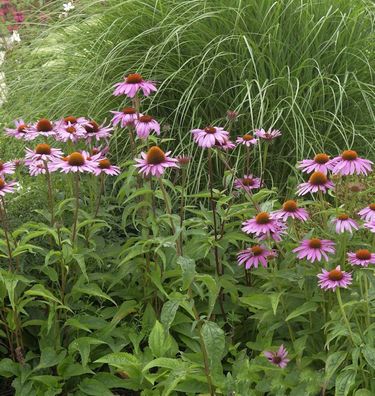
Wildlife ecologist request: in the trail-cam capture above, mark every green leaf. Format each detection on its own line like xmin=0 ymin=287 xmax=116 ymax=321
xmin=149 ymin=320 xmax=166 ymax=358
xmin=161 ymin=300 xmax=180 ymax=331
xmin=335 ymin=370 xmax=356 ymax=396
xmin=177 ymin=256 xmax=196 ymax=290
xmin=69 ymin=337 xmax=105 ymax=367
xmin=362 ymin=345 xmax=375 ymax=369
xmin=0 ymin=358 xmax=20 ymax=377
xmin=195 ymin=274 xmax=219 ymax=318
xmin=37 ymin=347 xmax=66 ymax=369
xmin=324 ymin=351 xmax=347 ymax=382
xmin=270 ymin=292 xmax=282 ymax=315
xmin=354 ymin=390 xmax=373 ymax=396
xmin=285 ymin=302 xmax=318 ymax=321
xmin=78 ymin=378 xmax=113 ymax=396
xmin=73 ymin=283 xmax=116 ymax=305
xmin=95 ymin=353 xmax=141 ymax=379
xmin=25 ymin=284 xmax=62 ymax=305
xmin=143 ymin=358 xmax=185 ymax=373
xmin=201 ymin=321 xmax=225 ymax=375
xmin=65 ymin=318 xmax=92 ymax=333
xmin=110 ymin=300 xmax=138 ymax=328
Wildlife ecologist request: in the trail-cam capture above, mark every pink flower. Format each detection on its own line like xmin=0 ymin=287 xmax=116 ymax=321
xmin=91 ymin=146 xmax=109 ymax=158
xmin=364 ymin=221 xmax=375 ymax=233
xmin=330 ymin=150 xmax=373 ymax=176
xmin=317 ymin=266 xmax=352 ymax=291
xmin=27 ymin=118 xmax=56 ymax=138
xmin=13 ymin=11 xmax=25 ymax=23
xmin=0 ymin=160 xmax=15 ymax=176
xmin=234 ymin=175 xmax=262 ymax=192
xmin=25 ymin=144 xmax=63 ymax=164
xmin=191 ymin=126 xmax=229 ymax=148
xmin=347 ymin=249 xmax=375 ymax=267
xmin=134 ymin=115 xmax=160 ymax=139
xmin=264 ymin=345 xmax=289 ymax=368
xmin=297 ymin=153 xmax=333 ymax=174
xmin=113 ymin=73 xmax=157 ymax=97
xmin=134 ymin=146 xmax=179 ymax=178
xmin=297 ymin=171 xmax=334 ymax=196
xmin=237 ymin=245 xmax=272 ymax=269
xmin=331 ymin=214 xmax=359 ymax=234
xmin=272 ymin=200 xmax=309 ymax=222
xmin=236 ymin=134 xmax=258 ymax=147
xmin=0 ymin=178 xmax=17 ymax=196
xmin=358 ymin=204 xmax=375 ymax=222
xmin=257 ymin=221 xmax=287 ymax=242
xmin=92 ymin=159 xmax=120 ymax=176
xmin=111 ymin=107 xmax=139 ymax=127
xmin=55 ymin=123 xmax=86 ymax=143
xmin=84 ymin=120 xmax=113 ymax=142
xmin=52 ymin=152 xmax=96 ymax=174
xmin=255 ymin=128 xmax=281 ymax=141
xmin=293 ymin=238 xmax=335 ymax=263
xmin=56 ymin=116 xmax=90 ymax=128
xmin=241 ymin=212 xmax=283 ymax=237
xmin=4 ymin=119 xmax=35 ymax=140
xmin=28 ymin=160 xmax=56 ymax=176
xmin=216 ymin=138 xmax=235 ymax=151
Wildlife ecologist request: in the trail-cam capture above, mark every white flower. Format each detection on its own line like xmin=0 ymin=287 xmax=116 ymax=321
xmin=63 ymin=2 xmax=75 ymax=12
xmin=10 ymin=31 xmax=21 ymax=43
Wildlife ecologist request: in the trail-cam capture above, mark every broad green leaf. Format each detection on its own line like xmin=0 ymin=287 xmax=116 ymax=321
xmin=177 ymin=256 xmax=196 ymax=290
xmin=65 ymin=318 xmax=92 ymax=333
xmin=95 ymin=352 xmax=141 ymax=379
xmin=149 ymin=320 xmax=166 ymax=358
xmin=25 ymin=284 xmax=61 ymax=305
xmin=362 ymin=345 xmax=375 ymax=369
xmin=324 ymin=351 xmax=347 ymax=382
xmin=335 ymin=370 xmax=356 ymax=396
xmin=37 ymin=347 xmax=66 ymax=369
xmin=142 ymin=358 xmax=185 ymax=372
xmin=73 ymin=283 xmax=116 ymax=305
xmin=201 ymin=321 xmax=225 ymax=375
xmin=195 ymin=274 xmax=219 ymax=318
xmin=285 ymin=302 xmax=318 ymax=321
xmin=161 ymin=300 xmax=180 ymax=331
xmin=78 ymin=378 xmax=113 ymax=396
xmin=270 ymin=293 xmax=282 ymax=315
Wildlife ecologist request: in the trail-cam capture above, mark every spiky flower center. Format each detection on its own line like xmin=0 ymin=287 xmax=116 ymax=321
xmin=341 ymin=150 xmax=358 ymax=161
xmin=146 ymin=147 xmax=165 ymax=165
xmin=337 ymin=214 xmax=349 ymax=221
xmin=273 ymin=356 xmax=282 ymax=364
xmin=85 ymin=121 xmax=99 ymax=133
xmin=369 ymin=204 xmax=375 ymax=211
xmin=204 ymin=127 xmax=216 ymax=134
xmin=17 ymin=124 xmax=27 ymax=133
xmin=68 ymin=152 xmax=85 ymax=166
xmin=66 ymin=126 xmax=76 ymax=134
xmin=122 ymin=107 xmax=136 ymax=115
xmin=309 ymin=171 xmax=327 ymax=186
xmin=283 ymin=200 xmax=297 ymax=212
xmin=328 ymin=269 xmax=343 ymax=281
xmin=255 ymin=212 xmax=270 ymax=225
xmin=35 ymin=144 xmax=51 ymax=155
xmin=126 ymin=73 xmax=143 ymax=83
xmin=243 ymin=134 xmax=253 ymax=141
xmin=242 ymin=177 xmax=254 ymax=186
xmin=356 ymin=249 xmax=371 ymax=260
xmin=99 ymin=159 xmax=111 ymax=169
xmin=139 ymin=115 xmax=153 ymax=123
xmin=309 ymin=238 xmax=322 ymax=249
xmin=251 ymin=246 xmax=264 ymax=256
xmin=314 ymin=153 xmax=329 ymax=164
xmin=37 ymin=119 xmax=53 ymax=132
xmin=0 ymin=178 xmax=4 ymax=189
xmin=64 ymin=116 xmax=77 ymax=124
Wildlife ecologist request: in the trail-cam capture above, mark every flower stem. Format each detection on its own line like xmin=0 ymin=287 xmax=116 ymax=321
xmin=94 ymin=173 xmax=105 ymax=218
xmin=71 ymin=173 xmax=80 ymax=247
xmin=44 ymin=161 xmax=55 ymax=227
xmin=179 ymin=167 xmax=186 ymax=256
xmin=336 ymin=288 xmax=355 ymax=345
xmin=0 ymin=197 xmax=14 ymax=271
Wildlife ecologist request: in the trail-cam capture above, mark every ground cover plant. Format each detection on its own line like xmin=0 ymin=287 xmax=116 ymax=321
xmin=1 ymin=0 xmax=375 ymax=193
xmin=0 ymin=72 xmax=374 ymax=396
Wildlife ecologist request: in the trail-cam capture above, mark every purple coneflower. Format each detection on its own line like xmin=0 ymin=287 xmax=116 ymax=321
xmin=237 ymin=245 xmax=271 ymax=269
xmin=5 ymin=119 xmax=35 ymax=140
xmin=134 ymin=146 xmax=178 ymax=178
xmin=191 ymin=126 xmax=229 ymax=149
xmin=358 ymin=204 xmax=375 ymax=222
xmin=0 ymin=178 xmax=17 ymax=196
xmin=364 ymin=221 xmax=375 ymax=233
xmin=330 ymin=150 xmax=373 ymax=176
xmin=347 ymin=249 xmax=375 ymax=267
xmin=293 ymin=238 xmax=335 ymax=263
xmin=216 ymin=137 xmax=235 ymax=151
xmin=176 ymin=156 xmax=191 ymax=166
xmin=242 ymin=212 xmax=283 ymax=237
xmin=84 ymin=120 xmax=113 ymax=142
xmin=234 ymin=175 xmax=262 ymax=192
xmin=264 ymin=345 xmax=289 ymax=368
xmin=331 ymin=214 xmax=359 ymax=234
xmin=255 ymin=128 xmax=281 ymax=141
xmin=56 ymin=116 xmax=90 ymax=128
xmin=236 ymin=134 xmax=258 ymax=147
xmin=134 ymin=115 xmax=160 ymax=139
xmin=297 ymin=171 xmax=334 ymax=196
xmin=113 ymin=73 xmax=157 ymax=97
xmin=317 ymin=266 xmax=352 ymax=291
xmin=0 ymin=161 xmax=15 ymax=176
xmin=25 ymin=144 xmax=63 ymax=164
xmin=257 ymin=221 xmax=287 ymax=242
xmin=92 ymin=159 xmax=120 ymax=176
xmin=111 ymin=107 xmax=139 ymax=128
xmin=28 ymin=161 xmax=56 ymax=176
xmin=53 ymin=152 xmax=95 ymax=174
xmin=272 ymin=200 xmax=309 ymax=222
xmin=56 ymin=123 xmax=86 ymax=143
xmin=28 ymin=118 xmax=56 ymax=138
xmin=298 ymin=153 xmax=333 ymax=174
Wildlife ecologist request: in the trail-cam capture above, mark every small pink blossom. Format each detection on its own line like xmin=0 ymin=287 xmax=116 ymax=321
xmin=264 ymin=345 xmax=289 ymax=368
xmin=293 ymin=238 xmax=335 ymax=263
xmin=191 ymin=126 xmax=229 ymax=149
xmin=347 ymin=249 xmax=375 ymax=267
xmin=317 ymin=266 xmax=352 ymax=291
xmin=298 ymin=153 xmax=333 ymax=174
xmin=331 ymin=214 xmax=359 ymax=234
xmin=134 ymin=146 xmax=178 ymax=178
xmin=134 ymin=115 xmax=160 ymax=139
xmin=237 ymin=245 xmax=272 ymax=269
xmin=329 ymin=150 xmax=373 ymax=176
xmin=113 ymin=73 xmax=157 ymax=98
